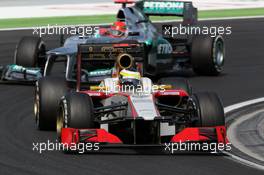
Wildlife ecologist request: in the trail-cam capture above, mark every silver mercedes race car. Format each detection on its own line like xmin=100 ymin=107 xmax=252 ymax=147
xmin=11 ymin=0 xmax=225 ymax=86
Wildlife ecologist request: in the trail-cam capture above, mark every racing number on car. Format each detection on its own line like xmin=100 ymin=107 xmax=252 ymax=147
xmin=158 ymin=44 xmax=172 ymax=54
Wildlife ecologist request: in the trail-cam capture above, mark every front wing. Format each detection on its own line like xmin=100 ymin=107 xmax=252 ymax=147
xmin=0 ymin=64 xmax=42 ymax=84
xmin=60 ymin=126 xmax=228 ymax=152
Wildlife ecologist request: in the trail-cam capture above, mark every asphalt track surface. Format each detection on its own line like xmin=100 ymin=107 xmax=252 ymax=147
xmin=0 ymin=18 xmax=264 ymax=175
xmin=227 ymin=102 xmax=264 ymax=165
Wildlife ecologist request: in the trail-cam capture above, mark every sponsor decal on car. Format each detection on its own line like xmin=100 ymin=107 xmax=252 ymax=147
xmin=157 ymin=44 xmax=173 ymax=54
xmin=143 ymin=1 xmax=184 ymax=14
xmin=89 ymin=69 xmax=112 ymax=76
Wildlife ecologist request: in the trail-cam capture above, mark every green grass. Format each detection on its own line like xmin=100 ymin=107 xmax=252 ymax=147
xmin=0 ymin=8 xmax=263 ymax=29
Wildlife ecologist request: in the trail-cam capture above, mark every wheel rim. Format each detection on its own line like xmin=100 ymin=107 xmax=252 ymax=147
xmin=213 ymin=37 xmax=224 ymax=72
xmin=34 ymin=83 xmax=40 ymax=126
xmin=37 ymin=42 xmax=46 ymax=67
xmin=189 ymin=95 xmax=201 ymax=126
xmin=56 ymin=106 xmax=64 ymax=140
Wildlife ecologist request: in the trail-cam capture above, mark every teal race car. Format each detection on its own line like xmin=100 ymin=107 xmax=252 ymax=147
xmin=12 ymin=0 xmax=225 ymax=86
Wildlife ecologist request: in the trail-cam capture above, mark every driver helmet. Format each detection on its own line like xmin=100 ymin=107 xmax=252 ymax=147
xmin=119 ymin=69 xmax=141 ymax=90
xmin=111 ymin=21 xmax=126 ymax=37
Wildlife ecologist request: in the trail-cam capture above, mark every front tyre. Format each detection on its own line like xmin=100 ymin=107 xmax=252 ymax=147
xmin=14 ymin=36 xmax=46 ymax=68
xmin=57 ymin=92 xmax=95 ymax=140
xmin=192 ymin=92 xmax=225 ymax=127
xmin=34 ymin=77 xmax=68 ymax=130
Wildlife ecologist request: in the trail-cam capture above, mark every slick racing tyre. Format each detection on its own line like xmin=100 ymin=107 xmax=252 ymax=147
xmin=34 ymin=77 xmax=68 ymax=130
xmin=14 ymin=36 xmax=46 ymax=68
xmin=159 ymin=78 xmax=192 ymax=95
xmin=191 ymin=35 xmax=225 ymax=76
xmin=57 ymin=92 xmax=95 ymax=139
xmin=192 ymin=92 xmax=225 ymax=127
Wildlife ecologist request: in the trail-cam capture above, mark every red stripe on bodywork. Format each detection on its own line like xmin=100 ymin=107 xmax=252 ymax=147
xmin=127 ymin=96 xmax=138 ymax=118
xmin=61 ymin=128 xmax=122 ymax=144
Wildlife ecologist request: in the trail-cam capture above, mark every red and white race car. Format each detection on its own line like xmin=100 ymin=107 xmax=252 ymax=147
xmin=53 ymin=44 xmax=228 ymax=153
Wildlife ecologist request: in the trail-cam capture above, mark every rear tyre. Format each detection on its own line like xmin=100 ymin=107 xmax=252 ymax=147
xmin=34 ymin=77 xmax=68 ymax=130
xmin=57 ymin=92 xmax=95 ymax=139
xmin=14 ymin=36 xmax=46 ymax=68
xmin=192 ymin=92 xmax=225 ymax=127
xmin=191 ymin=35 xmax=225 ymax=76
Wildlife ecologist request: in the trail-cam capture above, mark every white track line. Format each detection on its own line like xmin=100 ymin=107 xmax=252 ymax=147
xmin=224 ymin=97 xmax=264 ymax=171
xmin=224 ymin=97 xmax=264 ymax=113
xmin=0 ymin=15 xmax=264 ymax=32
xmin=227 ymin=109 xmax=264 ymax=161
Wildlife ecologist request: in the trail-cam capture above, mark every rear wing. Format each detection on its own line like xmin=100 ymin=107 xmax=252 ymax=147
xmin=135 ymin=0 xmax=197 ymax=24
xmin=76 ymin=42 xmax=145 ymax=89
xmin=77 ymin=42 xmax=145 ymax=62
